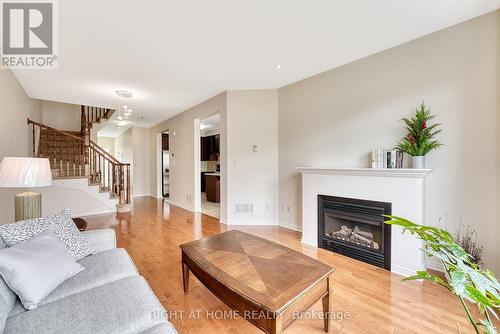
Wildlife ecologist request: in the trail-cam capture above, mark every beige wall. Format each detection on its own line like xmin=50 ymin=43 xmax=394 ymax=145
xmin=97 ymin=136 xmax=115 ymax=156
xmin=149 ymin=92 xmax=228 ymax=219
xmin=226 ymin=90 xmax=279 ymax=225
xmin=41 ymin=100 xmax=81 ymax=132
xmin=278 ymin=11 xmax=500 ymax=272
xmin=148 ymin=90 xmax=279 ymax=225
xmin=132 ymin=127 xmax=150 ymax=196
xmin=100 ymin=128 xmax=149 ymax=198
xmin=0 ymin=69 xmax=41 ymax=224
xmin=497 ymin=12 xmax=500 ymax=274
xmin=115 ymin=128 xmax=133 ymax=164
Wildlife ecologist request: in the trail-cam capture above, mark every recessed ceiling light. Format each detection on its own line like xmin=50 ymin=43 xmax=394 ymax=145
xmin=115 ymin=90 xmax=133 ymax=98
xmin=117 ymin=115 xmax=123 ymax=121
xmin=275 ymin=64 xmax=281 ymax=69
xmin=123 ymin=105 xmax=128 ymax=110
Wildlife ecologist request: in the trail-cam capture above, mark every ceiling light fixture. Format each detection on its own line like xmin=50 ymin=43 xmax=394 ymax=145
xmin=115 ymin=90 xmax=133 ymax=98
xmin=115 ymin=101 xmax=135 ymax=127
xmin=275 ymin=64 xmax=281 ymax=69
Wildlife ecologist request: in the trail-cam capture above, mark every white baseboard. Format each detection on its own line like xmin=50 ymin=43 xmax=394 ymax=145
xmin=166 ymin=199 xmax=194 ymax=212
xmin=391 ymin=265 xmax=417 ymax=277
xmin=223 ymin=219 xmax=279 ymax=226
xmin=133 ymin=194 xmax=150 ymax=198
xmin=74 ymin=209 xmax=115 ymax=218
xmin=301 ymin=236 xmax=317 ymax=247
xmin=425 ymin=259 xmax=444 ymax=272
xmin=279 ymin=222 xmax=302 ymax=232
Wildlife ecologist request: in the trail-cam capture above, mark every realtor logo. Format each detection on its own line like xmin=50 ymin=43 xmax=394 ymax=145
xmin=1 ymin=0 xmax=57 ymax=68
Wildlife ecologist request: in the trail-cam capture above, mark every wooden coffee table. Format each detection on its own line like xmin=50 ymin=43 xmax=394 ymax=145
xmin=180 ymin=230 xmax=335 ymax=333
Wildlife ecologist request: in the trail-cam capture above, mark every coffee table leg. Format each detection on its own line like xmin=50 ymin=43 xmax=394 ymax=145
xmin=269 ymin=314 xmax=283 ymax=334
xmin=182 ymin=261 xmax=190 ymax=294
xmin=322 ymin=276 xmax=332 ymax=332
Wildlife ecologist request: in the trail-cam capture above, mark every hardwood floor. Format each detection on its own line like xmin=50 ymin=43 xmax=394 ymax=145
xmin=84 ymin=197 xmax=485 ymax=334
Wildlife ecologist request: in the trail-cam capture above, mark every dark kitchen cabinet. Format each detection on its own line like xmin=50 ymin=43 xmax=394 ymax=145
xmin=205 ymin=175 xmax=220 ymax=203
xmin=201 ymin=172 xmax=207 ymax=192
xmin=214 ymin=134 xmax=220 ymax=153
xmin=200 ymin=137 xmax=209 ymax=161
xmin=200 ymin=134 xmax=220 ymax=161
xmin=162 ymin=133 xmax=169 ymax=150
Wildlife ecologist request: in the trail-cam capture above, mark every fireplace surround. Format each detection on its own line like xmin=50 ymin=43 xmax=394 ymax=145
xmin=297 ymin=167 xmax=431 ymax=276
xmin=318 ymin=195 xmax=391 ymax=270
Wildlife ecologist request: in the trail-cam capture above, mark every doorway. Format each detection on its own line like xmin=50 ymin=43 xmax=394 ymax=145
xmin=198 ymin=114 xmax=220 ymax=218
xmin=161 ymin=131 xmax=170 ymax=198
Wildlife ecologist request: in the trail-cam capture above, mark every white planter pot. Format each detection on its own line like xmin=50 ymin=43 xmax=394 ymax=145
xmin=412 ymin=156 xmax=425 ymax=169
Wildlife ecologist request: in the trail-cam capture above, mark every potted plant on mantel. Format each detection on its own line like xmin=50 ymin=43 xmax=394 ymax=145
xmin=385 ymin=216 xmax=499 ymax=334
xmin=396 ymin=102 xmax=443 ymax=168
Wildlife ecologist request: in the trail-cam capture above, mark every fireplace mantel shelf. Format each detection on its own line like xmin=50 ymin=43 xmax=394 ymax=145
xmin=296 ymin=167 xmax=432 ymax=178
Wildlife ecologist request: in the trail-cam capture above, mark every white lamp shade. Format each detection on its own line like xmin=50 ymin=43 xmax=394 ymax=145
xmin=0 ymin=157 xmax=52 ymax=188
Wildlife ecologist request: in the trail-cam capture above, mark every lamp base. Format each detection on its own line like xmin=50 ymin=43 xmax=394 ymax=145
xmin=15 ymin=191 xmax=42 ymax=222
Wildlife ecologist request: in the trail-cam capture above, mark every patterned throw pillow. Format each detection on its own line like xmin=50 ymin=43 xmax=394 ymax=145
xmin=0 ymin=208 xmax=94 ymax=261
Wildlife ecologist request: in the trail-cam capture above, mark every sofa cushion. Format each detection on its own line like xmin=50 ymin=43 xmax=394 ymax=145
xmin=0 ymin=278 xmax=16 ymax=334
xmin=4 ymin=276 xmax=168 ymax=334
xmin=139 ymin=323 xmax=178 ymax=334
xmin=0 ymin=230 xmax=84 ymax=310
xmin=0 ymin=209 xmax=94 ymax=260
xmin=0 ymin=237 xmax=16 ymax=333
xmin=8 ymin=248 xmax=138 ymax=318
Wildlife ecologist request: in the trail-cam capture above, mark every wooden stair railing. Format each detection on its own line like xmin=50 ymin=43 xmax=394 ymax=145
xmin=28 ymin=118 xmax=131 ymax=205
xmin=80 ymin=105 xmax=114 ymax=133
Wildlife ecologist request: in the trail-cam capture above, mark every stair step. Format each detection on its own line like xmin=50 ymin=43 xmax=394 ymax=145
xmin=52 ymin=175 xmax=89 ymax=180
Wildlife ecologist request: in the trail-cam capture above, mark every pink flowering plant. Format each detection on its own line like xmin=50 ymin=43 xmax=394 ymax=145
xmin=396 ymin=102 xmax=443 ymax=156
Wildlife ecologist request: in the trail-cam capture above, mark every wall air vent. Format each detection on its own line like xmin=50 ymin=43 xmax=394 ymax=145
xmin=234 ymin=203 xmax=254 ymax=214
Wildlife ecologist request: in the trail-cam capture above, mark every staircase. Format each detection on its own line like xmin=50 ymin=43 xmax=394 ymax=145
xmin=28 ymin=105 xmax=131 ymax=212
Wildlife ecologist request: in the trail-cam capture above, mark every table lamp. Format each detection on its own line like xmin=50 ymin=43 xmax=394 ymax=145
xmin=0 ymin=157 xmax=52 ymax=221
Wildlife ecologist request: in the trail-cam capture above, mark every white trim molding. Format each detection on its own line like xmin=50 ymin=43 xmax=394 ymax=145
xmin=279 ymin=222 xmax=303 ymax=232
xmin=167 ymin=199 xmax=194 ymax=212
xmin=297 ymin=167 xmax=432 ymax=178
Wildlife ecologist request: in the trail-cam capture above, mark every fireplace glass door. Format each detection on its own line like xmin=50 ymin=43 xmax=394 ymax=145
xmin=323 ymin=209 xmax=382 ymax=252
xmin=318 ymin=195 xmax=391 ymax=270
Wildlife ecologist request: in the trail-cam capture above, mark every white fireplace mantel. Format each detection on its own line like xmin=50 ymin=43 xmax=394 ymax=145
xmin=297 ymin=167 xmax=432 ymax=178
xmin=297 ymin=167 xmax=432 ymax=277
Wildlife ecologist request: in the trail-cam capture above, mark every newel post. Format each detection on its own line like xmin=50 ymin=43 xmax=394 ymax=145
xmin=81 ymin=106 xmax=90 ymax=165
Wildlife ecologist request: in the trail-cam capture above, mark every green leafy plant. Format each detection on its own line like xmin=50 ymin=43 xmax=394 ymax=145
xmin=396 ymin=102 xmax=443 ymax=156
xmin=385 ymin=216 xmax=500 ymax=334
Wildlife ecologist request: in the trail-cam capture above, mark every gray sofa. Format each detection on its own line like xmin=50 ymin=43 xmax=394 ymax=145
xmin=0 ymin=229 xmax=177 ymax=334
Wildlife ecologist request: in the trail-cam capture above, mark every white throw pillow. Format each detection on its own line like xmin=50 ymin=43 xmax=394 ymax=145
xmin=0 ymin=208 xmax=94 ymax=260
xmin=0 ymin=230 xmax=84 ymax=310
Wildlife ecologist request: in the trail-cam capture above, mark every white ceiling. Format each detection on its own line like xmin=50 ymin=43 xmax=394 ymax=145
xmin=13 ymin=0 xmax=500 ymax=128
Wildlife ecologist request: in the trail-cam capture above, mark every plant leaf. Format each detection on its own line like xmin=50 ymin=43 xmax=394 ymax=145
xmin=465 ymin=286 xmax=494 ymax=307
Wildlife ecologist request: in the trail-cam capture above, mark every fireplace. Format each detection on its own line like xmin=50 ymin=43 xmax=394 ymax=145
xmin=318 ymin=195 xmax=391 ymax=270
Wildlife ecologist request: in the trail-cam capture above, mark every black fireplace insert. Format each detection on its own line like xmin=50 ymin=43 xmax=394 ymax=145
xmin=318 ymin=195 xmax=391 ymax=270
